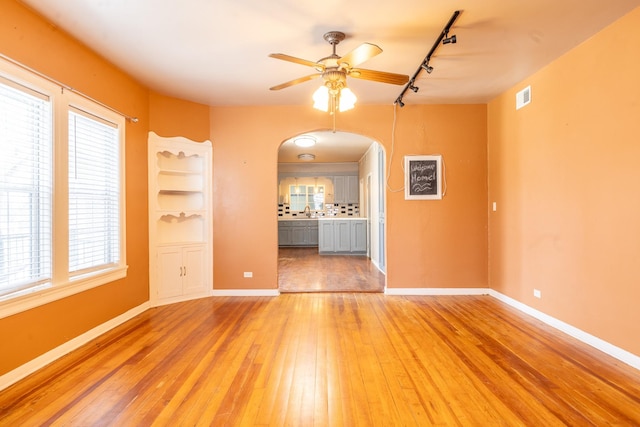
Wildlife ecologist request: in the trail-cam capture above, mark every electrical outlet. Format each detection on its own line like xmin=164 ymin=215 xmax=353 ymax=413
xmin=533 ymin=289 xmax=541 ymax=299
xmin=243 ymin=272 xmax=253 ymax=278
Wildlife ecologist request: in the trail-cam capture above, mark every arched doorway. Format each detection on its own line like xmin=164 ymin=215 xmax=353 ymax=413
xmin=276 ymin=130 xmax=386 ymax=292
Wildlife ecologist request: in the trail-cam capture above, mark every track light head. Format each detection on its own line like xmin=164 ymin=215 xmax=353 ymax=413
xmin=443 ymin=34 xmax=457 ymax=45
xmin=397 ymin=99 xmax=405 ymax=107
xmin=421 ymin=63 xmax=434 ymax=74
xmin=409 ymin=82 xmax=419 ymax=93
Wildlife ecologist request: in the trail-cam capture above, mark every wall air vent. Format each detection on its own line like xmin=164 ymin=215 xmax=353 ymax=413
xmin=516 ymin=85 xmax=531 ymax=110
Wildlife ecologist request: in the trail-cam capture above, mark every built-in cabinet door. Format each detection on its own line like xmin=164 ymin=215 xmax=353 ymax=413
xmin=333 ymin=175 xmax=359 ymax=204
xmin=278 ymin=225 xmax=292 ymax=245
xmin=183 ymin=245 xmax=206 ymax=294
xmin=156 ymin=245 xmax=205 ymax=298
xmin=291 ymin=227 xmax=307 ymax=245
xmin=308 ymin=223 xmax=319 ymax=245
xmin=350 ymin=220 xmax=367 ymax=252
xmin=346 ymin=175 xmax=359 ymax=204
xmin=335 ymin=220 xmax=351 ymax=252
xmin=333 ymin=176 xmax=346 ymax=203
xmin=157 ymin=246 xmax=183 ymax=299
xmin=318 ymin=221 xmax=335 ymax=252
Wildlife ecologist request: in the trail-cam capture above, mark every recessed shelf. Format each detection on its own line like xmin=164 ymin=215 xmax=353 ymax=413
xmin=157 ymin=191 xmax=204 ymax=211
xmin=157 ymin=213 xmax=204 ymax=244
xmin=157 ymin=173 xmax=203 ymax=192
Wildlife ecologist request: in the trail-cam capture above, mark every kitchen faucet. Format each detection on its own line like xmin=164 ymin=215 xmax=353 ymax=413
xmin=304 ymin=205 xmax=311 ymax=218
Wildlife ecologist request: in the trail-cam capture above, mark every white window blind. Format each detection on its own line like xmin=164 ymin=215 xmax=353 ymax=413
xmin=68 ymin=108 xmax=120 ymax=275
xmin=0 ymin=78 xmax=52 ymax=295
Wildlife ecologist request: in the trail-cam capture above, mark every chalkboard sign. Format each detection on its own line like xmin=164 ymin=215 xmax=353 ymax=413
xmin=404 ymin=155 xmax=442 ymax=200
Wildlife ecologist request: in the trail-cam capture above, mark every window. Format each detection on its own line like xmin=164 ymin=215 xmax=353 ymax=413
xmin=0 ymin=58 xmax=126 ymax=316
xmin=68 ymin=108 xmax=120 ymax=276
xmin=289 ymin=184 xmax=324 ymax=211
xmin=0 ymin=77 xmax=52 ymax=295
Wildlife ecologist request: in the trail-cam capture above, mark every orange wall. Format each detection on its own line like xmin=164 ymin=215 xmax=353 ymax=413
xmin=0 ymin=1 xmax=214 ymax=375
xmin=149 ymin=91 xmax=211 ymax=142
xmin=0 ymin=0 xmax=489 ymax=376
xmin=210 ymin=104 xmax=488 ymax=290
xmin=0 ymin=0 xmax=151 ymax=374
xmin=488 ymin=7 xmax=640 ymax=355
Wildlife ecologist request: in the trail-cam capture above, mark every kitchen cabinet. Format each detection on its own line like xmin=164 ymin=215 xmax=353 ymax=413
xmin=318 ymin=219 xmax=367 ymax=254
xmin=278 ymin=220 xmax=318 ymax=246
xmin=350 ymin=219 xmax=367 ymax=252
xmin=333 ymin=175 xmax=359 ymax=204
xmin=148 ymin=132 xmax=213 ymax=305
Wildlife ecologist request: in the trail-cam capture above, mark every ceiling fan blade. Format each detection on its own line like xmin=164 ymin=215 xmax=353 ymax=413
xmin=349 ymin=68 xmax=409 ymax=85
xmin=269 ymin=74 xmax=321 ymax=90
xmin=269 ymin=53 xmax=322 ymax=69
xmin=338 ymin=43 xmax=382 ymax=69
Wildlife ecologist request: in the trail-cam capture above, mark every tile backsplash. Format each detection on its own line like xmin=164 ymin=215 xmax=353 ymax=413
xmin=278 ymin=203 xmax=360 ymax=218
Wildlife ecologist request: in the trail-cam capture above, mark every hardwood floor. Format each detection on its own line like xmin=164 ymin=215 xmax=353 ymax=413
xmin=278 ymin=247 xmax=385 ymax=293
xmin=2 ymin=294 xmax=640 ymax=426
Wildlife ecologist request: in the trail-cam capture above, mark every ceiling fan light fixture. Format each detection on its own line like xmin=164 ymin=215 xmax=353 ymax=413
xmin=312 ymin=85 xmax=330 ymax=112
xmin=339 ymin=87 xmax=357 ymax=112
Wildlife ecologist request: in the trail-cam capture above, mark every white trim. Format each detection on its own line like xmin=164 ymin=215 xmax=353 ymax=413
xmin=489 ymin=290 xmax=640 ymax=371
xmin=212 ymin=289 xmax=280 ymax=297
xmin=385 ymin=287 xmax=490 ymax=296
xmin=0 ymin=266 xmax=128 ymax=320
xmin=150 ymin=290 xmax=214 ymax=307
xmin=0 ymin=301 xmax=150 ymax=392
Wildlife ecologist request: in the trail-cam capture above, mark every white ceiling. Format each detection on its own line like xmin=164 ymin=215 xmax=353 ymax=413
xmin=20 ymin=0 xmax=640 ymax=161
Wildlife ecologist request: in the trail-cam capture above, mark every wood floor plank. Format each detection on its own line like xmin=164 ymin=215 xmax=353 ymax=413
xmin=2 ymin=294 xmax=640 ymax=426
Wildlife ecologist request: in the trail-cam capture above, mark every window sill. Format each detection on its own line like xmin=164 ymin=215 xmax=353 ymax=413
xmin=0 ymin=265 xmax=128 ymax=320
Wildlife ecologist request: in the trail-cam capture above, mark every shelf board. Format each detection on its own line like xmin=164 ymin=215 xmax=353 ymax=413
xmin=158 ymin=169 xmax=202 ymax=176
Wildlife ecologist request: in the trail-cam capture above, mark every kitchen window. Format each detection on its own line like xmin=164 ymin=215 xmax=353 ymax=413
xmin=0 ymin=57 xmax=126 ymax=317
xmin=290 ymin=184 xmax=324 ymax=211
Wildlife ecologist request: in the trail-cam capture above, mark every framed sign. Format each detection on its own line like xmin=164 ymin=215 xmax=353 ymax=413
xmin=404 ymin=155 xmax=442 ymax=200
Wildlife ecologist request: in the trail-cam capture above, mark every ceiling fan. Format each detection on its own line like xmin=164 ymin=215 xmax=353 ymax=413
xmin=269 ymin=31 xmax=409 ymax=95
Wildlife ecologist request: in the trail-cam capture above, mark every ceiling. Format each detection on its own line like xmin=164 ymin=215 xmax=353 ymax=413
xmin=20 ymin=0 xmax=640 ymax=162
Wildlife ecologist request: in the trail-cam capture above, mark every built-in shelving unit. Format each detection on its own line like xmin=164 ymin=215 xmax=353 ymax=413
xmin=148 ymin=132 xmax=212 ymax=305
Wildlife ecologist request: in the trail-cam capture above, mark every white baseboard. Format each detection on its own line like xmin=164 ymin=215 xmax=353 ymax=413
xmin=150 ymin=290 xmax=215 ymax=307
xmin=211 ymin=289 xmax=280 ymax=297
xmin=0 ymin=301 xmax=151 ymax=392
xmin=385 ymin=287 xmax=490 ymax=296
xmin=488 ymin=290 xmax=640 ymax=371
xmin=4 ymin=287 xmax=637 ymax=393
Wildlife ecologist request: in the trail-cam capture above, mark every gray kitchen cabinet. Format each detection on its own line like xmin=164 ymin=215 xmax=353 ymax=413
xmin=350 ymin=220 xmax=367 ymax=252
xmin=335 ymin=220 xmax=351 ymax=252
xmin=279 ymin=220 xmax=318 ymax=246
xmin=278 ymin=221 xmax=293 ymax=246
xmin=308 ymin=221 xmax=319 ymax=245
xmin=318 ymin=220 xmax=335 ymax=251
xmin=333 ymin=175 xmax=359 ymax=204
xmin=318 ymin=219 xmax=367 ymax=254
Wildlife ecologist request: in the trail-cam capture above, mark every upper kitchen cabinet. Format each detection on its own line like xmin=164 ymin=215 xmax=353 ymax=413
xmin=333 ymin=174 xmax=359 ymax=204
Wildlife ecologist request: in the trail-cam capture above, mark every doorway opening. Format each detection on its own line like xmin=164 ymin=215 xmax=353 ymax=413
xmin=276 ymin=130 xmax=386 ymax=293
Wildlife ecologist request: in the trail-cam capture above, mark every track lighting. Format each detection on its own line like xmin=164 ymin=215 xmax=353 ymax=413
xmin=394 ymin=10 xmax=460 ymax=108
xmin=442 ymin=34 xmax=457 ymax=45
xmin=421 ymin=63 xmax=433 ymax=74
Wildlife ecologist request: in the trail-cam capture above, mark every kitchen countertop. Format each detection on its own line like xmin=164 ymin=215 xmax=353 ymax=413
xmin=278 ymin=217 xmax=365 ymax=221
